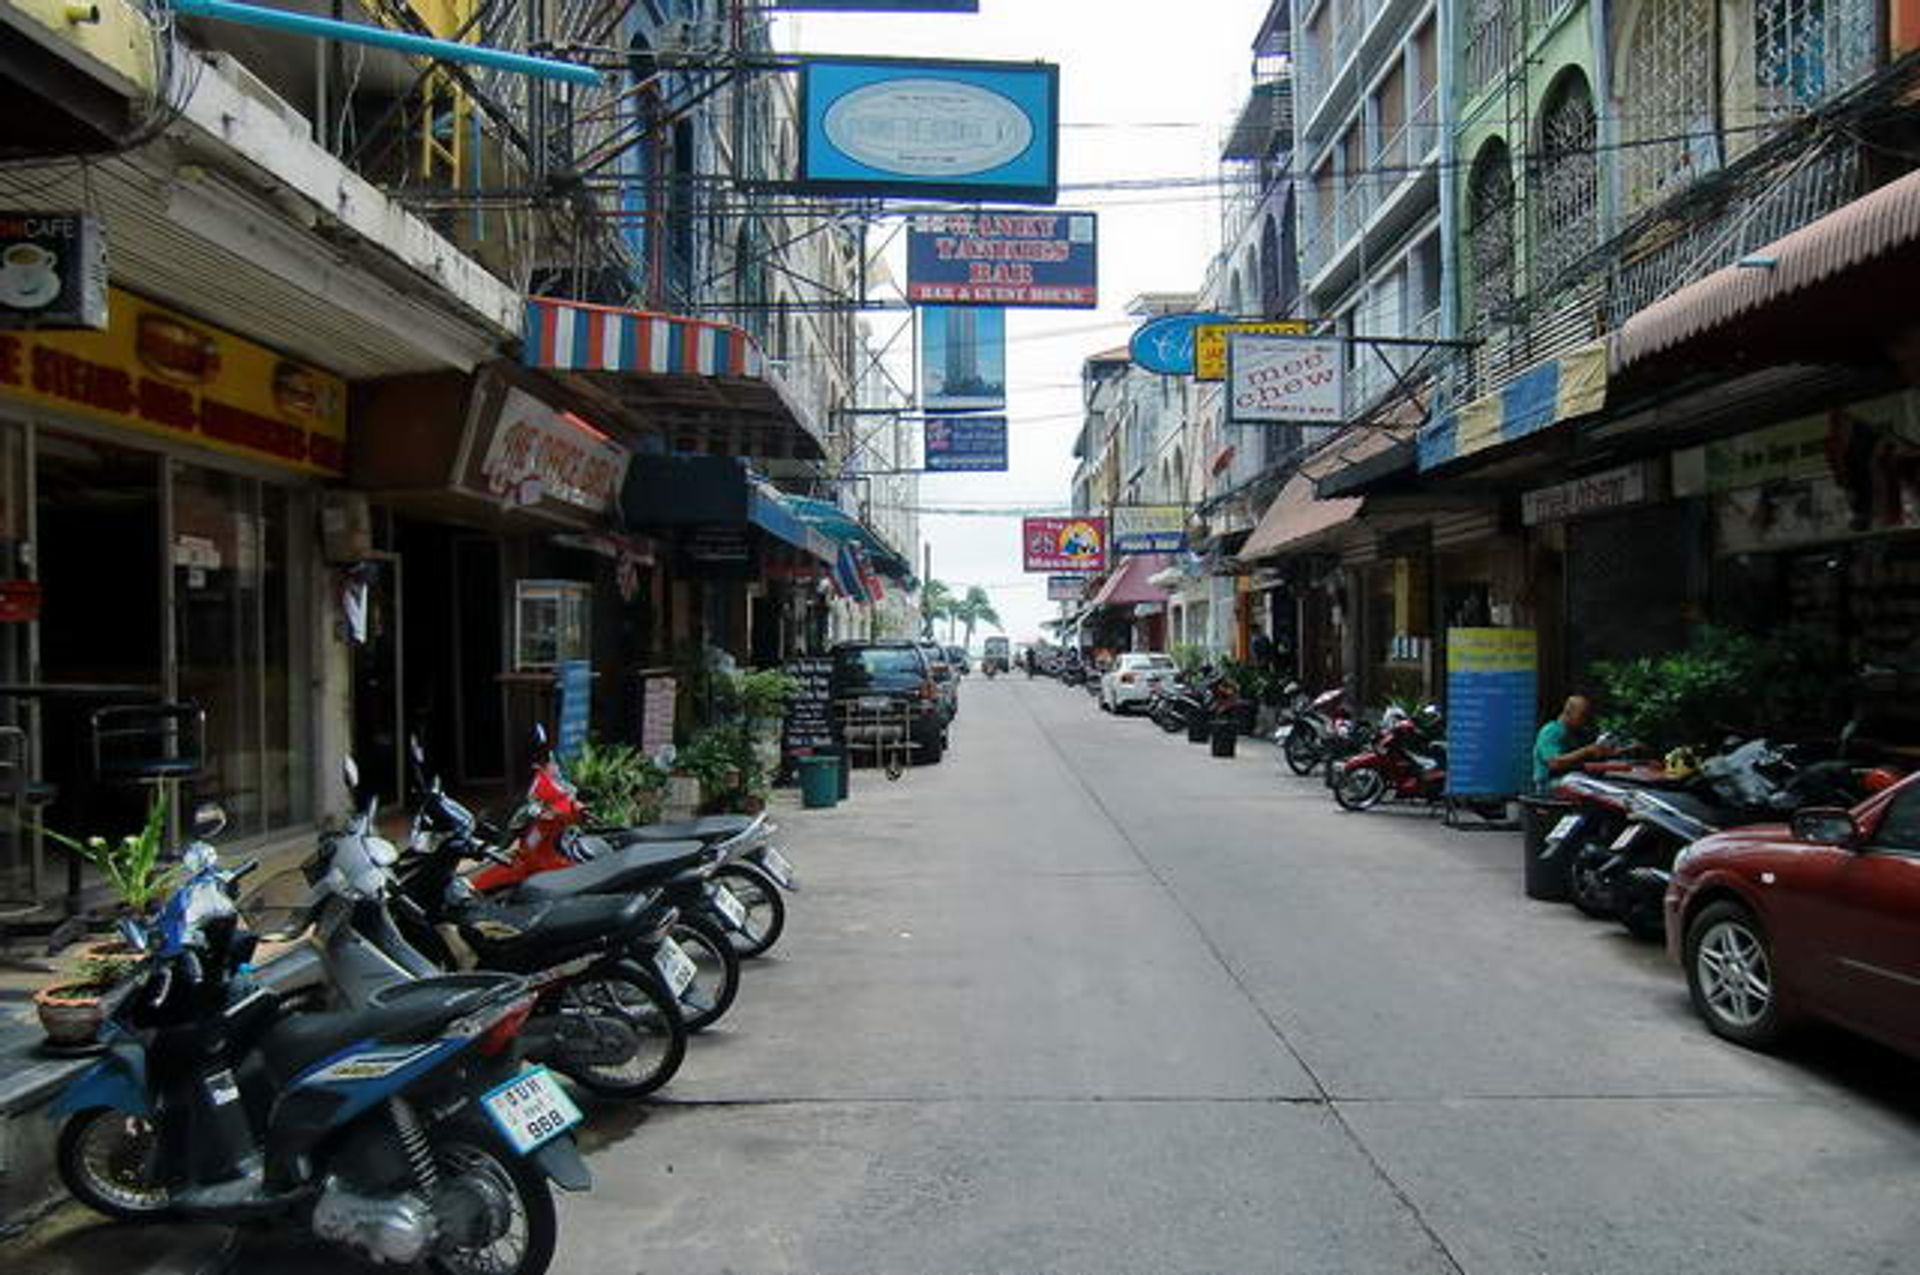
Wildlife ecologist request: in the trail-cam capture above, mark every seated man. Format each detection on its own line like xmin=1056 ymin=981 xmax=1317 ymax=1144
xmin=1533 ymin=694 xmax=1613 ymax=792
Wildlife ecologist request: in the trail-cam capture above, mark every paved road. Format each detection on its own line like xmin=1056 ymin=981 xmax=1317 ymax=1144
xmin=12 ymin=676 xmax=1920 ymax=1274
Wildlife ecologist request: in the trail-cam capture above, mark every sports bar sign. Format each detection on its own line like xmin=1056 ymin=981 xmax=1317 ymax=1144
xmin=907 ymin=212 xmax=1097 ymax=308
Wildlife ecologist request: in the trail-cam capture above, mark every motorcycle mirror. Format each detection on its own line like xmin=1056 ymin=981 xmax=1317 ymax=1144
xmin=117 ymin=916 xmax=150 ymax=953
xmin=342 ymin=756 xmax=360 ymax=794
xmin=409 ymin=734 xmax=427 ymax=766
xmin=191 ymin=801 xmax=228 ymax=841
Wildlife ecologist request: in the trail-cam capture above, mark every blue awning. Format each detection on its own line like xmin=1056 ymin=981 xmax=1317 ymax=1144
xmin=782 ymin=495 xmax=914 ymax=580
xmin=748 ymin=485 xmax=837 ymax=564
xmin=1417 ymin=340 xmax=1609 ymax=471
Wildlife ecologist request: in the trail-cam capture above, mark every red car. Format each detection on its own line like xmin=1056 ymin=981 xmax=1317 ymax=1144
xmin=1665 ymin=771 xmax=1920 ymax=1056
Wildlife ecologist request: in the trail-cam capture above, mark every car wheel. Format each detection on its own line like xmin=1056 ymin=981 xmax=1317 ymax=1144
xmin=916 ymin=731 xmax=945 ymax=765
xmin=1684 ymin=900 xmax=1790 ymax=1050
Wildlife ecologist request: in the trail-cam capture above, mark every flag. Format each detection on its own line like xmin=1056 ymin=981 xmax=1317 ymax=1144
xmin=854 ymin=543 xmax=885 ymax=603
xmin=833 ymin=542 xmax=870 ymax=604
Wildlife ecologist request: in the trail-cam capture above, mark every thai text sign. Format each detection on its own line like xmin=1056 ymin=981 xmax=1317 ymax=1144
xmin=1023 ymin=516 xmax=1107 ymax=573
xmin=1046 ymin=574 xmax=1085 ymax=601
xmin=480 ymin=388 xmax=631 ymax=513
xmin=923 ymin=414 xmax=1008 ymax=471
xmin=0 ymin=286 xmax=346 ymax=476
xmin=1193 ymin=320 xmax=1310 ymax=381
xmin=1521 ymin=463 xmax=1653 ymax=525
xmin=799 ymin=57 xmax=1059 ymax=204
xmin=1445 ymin=628 xmax=1538 ymax=798
xmin=1228 ymin=334 xmax=1344 ymax=424
xmin=1113 ymin=504 xmax=1186 ymax=553
xmin=907 ymin=212 xmax=1096 ymax=307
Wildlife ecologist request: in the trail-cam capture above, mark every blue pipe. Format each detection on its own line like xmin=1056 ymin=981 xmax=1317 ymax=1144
xmin=170 ymin=0 xmax=602 ymax=86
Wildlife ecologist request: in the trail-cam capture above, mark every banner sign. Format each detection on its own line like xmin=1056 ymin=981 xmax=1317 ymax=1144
xmin=1194 ymin=320 xmax=1310 ymax=381
xmin=0 ymin=285 xmax=346 ymax=476
xmin=555 ymin=660 xmax=591 ymax=761
xmin=1113 ymin=504 xmax=1187 ymax=553
xmin=1023 ymin=516 xmax=1107 ymax=573
xmin=1228 ymin=333 xmax=1345 ymax=424
xmin=1445 ymin=628 xmax=1538 ymax=798
xmin=1046 ymin=574 xmax=1086 ymax=601
xmin=798 ymin=57 xmax=1059 ymax=204
xmin=1128 ymin=311 xmax=1232 ymax=376
xmin=478 ymin=388 xmax=631 ymax=514
xmin=906 ymin=211 xmax=1096 ymax=308
xmin=924 ymin=414 xmax=1008 ymax=472
xmin=0 ymin=212 xmax=106 ymax=331
xmin=921 ymin=306 xmax=1005 ymax=410
xmin=1521 ymin=462 xmax=1654 ymax=526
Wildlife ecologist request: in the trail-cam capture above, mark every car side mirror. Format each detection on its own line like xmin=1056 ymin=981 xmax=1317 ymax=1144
xmin=1790 ymin=807 xmax=1860 ymax=847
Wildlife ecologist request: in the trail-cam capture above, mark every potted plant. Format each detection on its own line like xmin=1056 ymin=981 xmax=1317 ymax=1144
xmin=680 ymin=726 xmax=768 ymax=814
xmin=32 ymin=797 xmax=172 ymax=1047
xmin=568 ymin=737 xmax=670 ymax=829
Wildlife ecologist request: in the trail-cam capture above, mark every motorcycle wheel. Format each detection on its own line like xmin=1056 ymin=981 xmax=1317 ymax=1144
xmin=428 ymin=1124 xmax=558 ymax=1275
xmin=1283 ymin=728 xmax=1320 ymax=776
xmin=673 ymin=913 xmax=742 ymax=1032
xmin=712 ymin=863 xmax=787 ymax=958
xmin=1333 ymin=767 xmax=1387 ymax=811
xmin=57 ymin=1109 xmax=171 ymax=1221
xmin=553 ymin=960 xmax=686 ymax=1098
xmin=1567 ymin=846 xmax=1618 ymax=919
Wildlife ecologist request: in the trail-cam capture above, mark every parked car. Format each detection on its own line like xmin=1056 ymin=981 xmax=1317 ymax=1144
xmin=1099 ymin=652 xmax=1177 ymax=714
xmin=830 ymin=640 xmax=947 ymax=765
xmin=944 ymin=645 xmax=971 ymax=675
xmin=1665 ymin=771 xmax=1920 ymax=1058
xmin=917 ymin=639 xmax=960 ymax=722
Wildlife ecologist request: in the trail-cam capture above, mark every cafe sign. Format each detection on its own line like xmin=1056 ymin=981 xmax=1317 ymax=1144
xmin=0 ymin=212 xmax=107 ymax=331
xmin=477 ymin=387 xmax=630 ymax=515
xmin=0 ymin=286 xmax=345 ymax=475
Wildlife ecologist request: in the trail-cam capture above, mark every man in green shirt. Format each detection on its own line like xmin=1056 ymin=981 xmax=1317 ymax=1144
xmin=1533 ymin=694 xmax=1612 ymax=791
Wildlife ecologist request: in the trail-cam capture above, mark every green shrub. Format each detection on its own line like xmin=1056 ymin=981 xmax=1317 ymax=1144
xmin=568 ymin=738 xmax=669 ymax=828
xmin=1589 ymin=625 xmax=1843 ymax=752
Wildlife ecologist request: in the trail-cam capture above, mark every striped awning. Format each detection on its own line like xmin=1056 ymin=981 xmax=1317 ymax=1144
xmin=1417 ymin=340 xmax=1608 ymax=472
xmin=523 ymin=297 xmax=825 ymax=460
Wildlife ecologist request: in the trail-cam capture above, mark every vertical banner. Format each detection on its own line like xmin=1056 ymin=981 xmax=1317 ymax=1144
xmin=1444 ymin=629 xmax=1538 ymax=798
xmin=555 ymin=659 xmax=592 ymax=760
xmin=920 ymin=306 xmax=1006 ymax=410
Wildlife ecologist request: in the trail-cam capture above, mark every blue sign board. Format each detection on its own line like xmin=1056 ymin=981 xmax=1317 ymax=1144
xmin=556 ymin=659 xmax=591 ymax=761
xmin=1128 ymin=311 xmax=1234 ymax=376
xmin=907 ymin=212 xmax=1097 ymax=308
xmin=921 ymin=306 xmax=1006 ymax=410
xmin=1444 ymin=629 xmax=1538 ymax=798
xmin=798 ymin=57 xmax=1059 ymax=204
xmin=924 ymin=415 xmax=1008 ymax=472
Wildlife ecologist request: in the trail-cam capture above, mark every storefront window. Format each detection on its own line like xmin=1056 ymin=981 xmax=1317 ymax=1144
xmin=515 ymin=580 xmax=592 ymax=669
xmin=1365 ymin=557 xmax=1432 ymax=703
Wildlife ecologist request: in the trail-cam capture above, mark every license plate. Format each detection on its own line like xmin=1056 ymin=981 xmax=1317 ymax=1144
xmin=480 ymin=1067 xmax=583 ymax=1156
xmin=654 ymin=937 xmax=697 ymax=996
xmin=756 ymin=846 xmax=795 ymax=889
xmin=1612 ymin=825 xmax=1644 ymax=851
xmin=858 ymin=696 xmax=891 ymax=711
xmin=1547 ymin=814 xmax=1582 ymax=843
xmin=709 ymin=883 xmax=749 ymax=931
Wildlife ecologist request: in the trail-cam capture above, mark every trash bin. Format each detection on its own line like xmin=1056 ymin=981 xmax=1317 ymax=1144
xmin=1186 ymin=717 xmax=1210 ymax=743
xmin=1520 ymin=795 xmax=1577 ymax=901
xmin=835 ymin=749 xmax=851 ymax=801
xmin=1210 ymin=721 xmax=1238 ymax=758
xmin=798 ymin=755 xmax=840 ymax=809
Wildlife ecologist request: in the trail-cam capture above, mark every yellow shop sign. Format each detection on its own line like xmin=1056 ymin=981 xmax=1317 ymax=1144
xmin=0 ymin=287 xmax=346 ymax=476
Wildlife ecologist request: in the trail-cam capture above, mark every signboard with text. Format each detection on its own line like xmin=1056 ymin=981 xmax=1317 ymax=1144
xmin=921 ymin=306 xmax=1006 ymax=410
xmin=923 ymin=414 xmax=1008 ymax=471
xmin=1113 ymin=504 xmax=1187 ymax=553
xmin=1128 ymin=311 xmax=1232 ymax=376
xmin=907 ymin=212 xmax=1096 ymax=308
xmin=0 ymin=211 xmax=106 ymax=330
xmin=556 ymin=660 xmax=591 ymax=760
xmin=478 ymin=387 xmax=631 ymax=514
xmin=1445 ymin=628 xmax=1538 ymax=799
xmin=1046 ymin=574 xmax=1086 ymax=601
xmin=780 ymin=655 xmax=839 ymax=771
xmin=1194 ymin=320 xmax=1310 ymax=381
xmin=1522 ymin=463 xmax=1654 ymax=526
xmin=1228 ymin=333 xmax=1345 ymax=424
xmin=1023 ymin=516 xmax=1107 ymax=573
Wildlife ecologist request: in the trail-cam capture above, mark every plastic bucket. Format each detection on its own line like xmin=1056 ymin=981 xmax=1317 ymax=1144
xmin=798 ymin=755 xmax=840 ymax=809
xmin=1210 ymin=723 xmax=1238 ymax=758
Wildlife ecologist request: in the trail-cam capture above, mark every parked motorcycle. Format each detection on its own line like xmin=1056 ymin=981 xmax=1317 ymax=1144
xmin=53 ymin=815 xmax=586 ymax=1274
xmin=1273 ymin=686 xmax=1355 ymax=776
xmin=1332 ymin=705 xmax=1448 ymax=811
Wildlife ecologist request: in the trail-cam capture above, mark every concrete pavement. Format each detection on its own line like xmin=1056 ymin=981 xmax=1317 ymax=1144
xmin=7 ymin=675 xmax=1919 ymax=1273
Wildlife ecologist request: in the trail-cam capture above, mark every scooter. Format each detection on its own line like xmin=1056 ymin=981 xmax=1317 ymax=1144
xmin=53 ymin=813 xmax=586 ymax=1274
xmin=1273 ymin=686 xmax=1351 ymax=777
xmin=1333 ymin=706 xmax=1448 ymax=811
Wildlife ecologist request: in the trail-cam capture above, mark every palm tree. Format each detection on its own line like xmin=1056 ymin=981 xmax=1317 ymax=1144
xmin=920 ymin=579 xmax=954 ymax=640
xmin=956 ymin=586 xmax=1003 ymax=650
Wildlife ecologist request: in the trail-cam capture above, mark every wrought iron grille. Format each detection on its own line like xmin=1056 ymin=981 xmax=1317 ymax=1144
xmin=1464 ymin=0 xmax=1512 ymax=96
xmin=1618 ymin=0 xmax=1718 ymax=214
xmin=1468 ymin=141 xmax=1516 ymax=326
xmin=1531 ymin=71 xmax=1599 ymax=288
xmin=1755 ymin=0 xmax=1879 ymax=116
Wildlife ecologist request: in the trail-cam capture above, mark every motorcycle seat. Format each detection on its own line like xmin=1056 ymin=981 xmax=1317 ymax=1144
xmin=510 ymin=842 xmax=708 ymax=903
xmin=456 ymin=893 xmax=655 ymax=969
xmin=1637 ymin=789 xmax=1733 ymax=826
xmin=603 ymin=815 xmax=756 ymax=845
xmin=259 ymin=972 xmax=519 ymax=1084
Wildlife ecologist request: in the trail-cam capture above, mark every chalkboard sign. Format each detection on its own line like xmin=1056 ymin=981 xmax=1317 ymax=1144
xmin=780 ymin=656 xmax=838 ymax=769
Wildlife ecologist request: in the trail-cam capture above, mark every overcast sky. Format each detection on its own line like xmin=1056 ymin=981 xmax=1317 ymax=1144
xmin=776 ymin=0 xmax=1273 ymax=645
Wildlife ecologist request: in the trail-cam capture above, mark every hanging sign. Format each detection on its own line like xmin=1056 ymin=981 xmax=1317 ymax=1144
xmin=1127 ymin=311 xmax=1232 ymax=376
xmin=1046 ymin=574 xmax=1085 ymax=601
xmin=1228 ymin=333 xmax=1345 ymax=424
xmin=798 ymin=57 xmax=1059 ymax=204
xmin=920 ymin=306 xmax=1006 ymax=410
xmin=1113 ymin=505 xmax=1187 ymax=553
xmin=906 ymin=212 xmax=1096 ymax=308
xmin=0 ymin=212 xmax=106 ymax=331
xmin=1193 ymin=320 xmax=1311 ymax=381
xmin=923 ymin=414 xmax=1008 ymax=471
xmin=1445 ymin=628 xmax=1538 ymax=799
xmin=1023 ymin=516 xmax=1107 ymax=573
xmin=1521 ymin=462 xmax=1655 ymax=525
xmin=476 ymin=389 xmax=630 ymax=514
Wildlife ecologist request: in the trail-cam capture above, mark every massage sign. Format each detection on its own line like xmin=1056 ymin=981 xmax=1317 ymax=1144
xmin=0 ymin=287 xmax=347 ymax=476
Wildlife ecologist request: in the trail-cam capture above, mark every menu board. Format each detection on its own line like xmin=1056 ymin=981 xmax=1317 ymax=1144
xmin=1444 ymin=628 xmax=1538 ymax=798
xmin=640 ymin=675 xmax=676 ymax=757
xmin=781 ymin=656 xmax=838 ymax=765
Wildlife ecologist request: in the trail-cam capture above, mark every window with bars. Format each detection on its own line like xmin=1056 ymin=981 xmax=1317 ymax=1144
xmin=1618 ymin=0 xmax=1718 ymax=214
xmin=1755 ymin=0 xmax=1878 ymax=115
xmin=1464 ymin=0 xmax=1511 ymax=97
xmin=1467 ymin=140 xmax=1516 ymax=325
xmin=1531 ymin=70 xmax=1599 ymax=288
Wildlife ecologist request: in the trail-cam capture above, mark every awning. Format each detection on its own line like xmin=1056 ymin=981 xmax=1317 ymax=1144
xmin=781 ymin=495 xmax=915 ymax=581
xmin=748 ymin=485 xmax=837 ymax=563
xmin=1088 ymin=554 xmax=1173 ymax=608
xmin=1416 ymin=339 xmax=1608 ymax=471
xmin=1613 ymin=166 xmax=1920 ymax=374
xmin=524 ymin=297 xmax=826 ymax=460
xmin=1239 ymin=426 xmax=1403 ymax=561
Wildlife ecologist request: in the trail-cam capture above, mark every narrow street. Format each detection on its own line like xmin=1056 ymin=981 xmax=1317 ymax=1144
xmin=20 ymin=677 xmax=1920 ymax=1275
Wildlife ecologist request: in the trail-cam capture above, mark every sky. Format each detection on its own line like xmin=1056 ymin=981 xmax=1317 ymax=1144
xmin=775 ymin=0 xmax=1274 ymax=646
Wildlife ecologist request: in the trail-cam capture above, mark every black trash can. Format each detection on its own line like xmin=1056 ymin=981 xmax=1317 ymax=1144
xmin=1210 ymin=721 xmax=1238 ymax=758
xmin=1520 ymin=796 xmax=1577 ymax=902
xmin=1186 ymin=716 xmax=1210 ymax=743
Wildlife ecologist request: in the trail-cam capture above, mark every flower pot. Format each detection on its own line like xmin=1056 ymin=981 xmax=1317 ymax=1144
xmin=34 ymin=982 xmax=107 ymax=1047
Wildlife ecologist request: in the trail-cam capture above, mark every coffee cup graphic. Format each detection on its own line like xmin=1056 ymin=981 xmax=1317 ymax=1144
xmin=0 ymin=242 xmax=58 ymax=308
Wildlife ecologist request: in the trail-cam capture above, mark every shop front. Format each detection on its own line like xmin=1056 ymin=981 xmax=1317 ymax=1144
xmin=0 ymin=287 xmax=344 ymax=907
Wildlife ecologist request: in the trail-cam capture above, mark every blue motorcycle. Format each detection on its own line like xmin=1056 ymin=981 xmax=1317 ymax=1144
xmin=51 ymin=813 xmax=589 ymax=1274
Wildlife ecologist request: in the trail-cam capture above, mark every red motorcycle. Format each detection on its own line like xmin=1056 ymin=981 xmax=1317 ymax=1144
xmin=1333 ymin=706 xmax=1447 ymax=811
